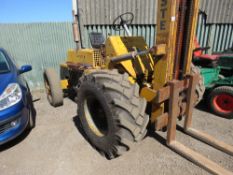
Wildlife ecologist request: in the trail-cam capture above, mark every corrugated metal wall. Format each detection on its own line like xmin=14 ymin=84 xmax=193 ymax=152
xmin=200 ymin=0 xmax=233 ymax=24
xmin=77 ymin=0 xmax=157 ymax=25
xmin=77 ymin=0 xmax=233 ymax=25
xmin=196 ymin=14 xmax=233 ymax=53
xmin=81 ymin=25 xmax=156 ymax=48
xmin=78 ymin=0 xmax=233 ymax=49
xmin=81 ymin=14 xmax=233 ymax=51
xmin=0 ymin=23 xmax=75 ymax=89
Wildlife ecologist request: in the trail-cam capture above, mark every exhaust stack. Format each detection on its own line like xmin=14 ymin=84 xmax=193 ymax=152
xmin=72 ymin=0 xmax=81 ymax=50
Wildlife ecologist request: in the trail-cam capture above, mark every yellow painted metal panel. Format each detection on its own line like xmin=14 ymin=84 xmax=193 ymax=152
xmin=67 ymin=49 xmax=94 ymax=66
xmin=60 ymin=79 xmax=68 ymax=89
xmin=183 ymin=0 xmax=200 ymax=74
xmin=67 ymin=49 xmax=77 ymax=62
xmin=105 ymin=36 xmax=136 ymax=78
xmin=140 ymin=87 xmax=157 ymax=102
xmin=105 ymin=36 xmax=154 ymax=79
xmin=120 ymin=37 xmax=154 ymax=73
xmin=151 ymin=0 xmax=179 ymax=122
xmin=154 ymin=0 xmax=178 ymax=87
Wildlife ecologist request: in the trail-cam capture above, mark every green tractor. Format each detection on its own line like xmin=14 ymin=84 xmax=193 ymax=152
xmin=193 ymin=44 xmax=233 ymax=118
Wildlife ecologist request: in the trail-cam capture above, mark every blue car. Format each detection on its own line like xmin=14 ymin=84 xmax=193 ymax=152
xmin=0 ymin=48 xmax=35 ymax=145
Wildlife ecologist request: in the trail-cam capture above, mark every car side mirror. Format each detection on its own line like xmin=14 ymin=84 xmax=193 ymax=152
xmin=19 ymin=65 xmax=32 ymax=74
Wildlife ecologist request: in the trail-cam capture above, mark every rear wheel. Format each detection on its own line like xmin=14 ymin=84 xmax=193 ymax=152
xmin=191 ymin=64 xmax=205 ymax=105
xmin=43 ymin=68 xmax=63 ymax=107
xmin=77 ymin=69 xmax=149 ymax=159
xmin=209 ymin=86 xmax=233 ymax=118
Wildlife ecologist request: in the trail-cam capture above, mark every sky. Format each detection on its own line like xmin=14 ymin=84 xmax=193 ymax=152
xmin=0 ymin=0 xmax=72 ymax=23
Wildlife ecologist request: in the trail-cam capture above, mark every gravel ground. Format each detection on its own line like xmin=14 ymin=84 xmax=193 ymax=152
xmin=0 ymin=91 xmax=232 ymax=175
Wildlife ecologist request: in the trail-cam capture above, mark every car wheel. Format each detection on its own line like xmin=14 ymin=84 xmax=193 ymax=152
xmin=209 ymin=86 xmax=233 ymax=118
xmin=27 ymin=92 xmax=36 ymax=129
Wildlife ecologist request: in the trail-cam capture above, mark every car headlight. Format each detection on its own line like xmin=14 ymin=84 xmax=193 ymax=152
xmin=0 ymin=83 xmax=22 ymax=111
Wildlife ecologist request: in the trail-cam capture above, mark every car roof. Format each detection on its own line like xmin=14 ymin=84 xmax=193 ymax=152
xmin=0 ymin=48 xmax=8 ymax=55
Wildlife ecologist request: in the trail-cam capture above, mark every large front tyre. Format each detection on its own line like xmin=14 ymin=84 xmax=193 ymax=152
xmin=77 ymin=69 xmax=149 ymax=159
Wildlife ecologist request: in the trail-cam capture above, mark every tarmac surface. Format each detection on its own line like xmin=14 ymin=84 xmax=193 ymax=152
xmin=0 ymin=91 xmax=232 ymax=175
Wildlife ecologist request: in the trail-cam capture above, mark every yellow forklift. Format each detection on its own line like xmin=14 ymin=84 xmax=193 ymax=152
xmin=43 ymin=0 xmax=233 ymax=174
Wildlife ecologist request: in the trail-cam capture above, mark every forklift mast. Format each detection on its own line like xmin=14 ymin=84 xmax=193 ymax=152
xmin=151 ymin=0 xmax=199 ymax=122
xmin=151 ymin=1 xmax=233 ymax=174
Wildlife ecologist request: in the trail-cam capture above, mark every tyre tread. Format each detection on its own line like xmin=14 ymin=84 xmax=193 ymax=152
xmin=78 ymin=69 xmax=149 ymax=158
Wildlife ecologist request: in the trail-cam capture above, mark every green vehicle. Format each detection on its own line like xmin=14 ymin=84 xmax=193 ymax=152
xmin=193 ymin=46 xmax=233 ymax=118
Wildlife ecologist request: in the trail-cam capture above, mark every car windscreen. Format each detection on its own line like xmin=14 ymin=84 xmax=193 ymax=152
xmin=0 ymin=51 xmax=10 ymax=74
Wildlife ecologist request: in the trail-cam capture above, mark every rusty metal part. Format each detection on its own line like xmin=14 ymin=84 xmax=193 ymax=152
xmin=72 ymin=10 xmax=81 ymax=50
xmin=67 ymin=61 xmax=92 ymax=71
xmin=154 ymin=100 xmax=185 ymax=131
xmin=184 ymin=74 xmax=198 ymax=128
xmin=110 ymin=45 xmax=166 ymax=63
xmin=141 ymin=78 xmax=190 ymax=103
xmin=141 ymin=76 xmax=192 ymax=131
xmin=110 ymin=50 xmax=149 ymax=63
xmin=154 ymin=113 xmax=168 ymax=131
xmin=144 ymin=72 xmax=233 ymax=174
xmin=165 ymin=74 xmax=233 ymax=175
xmin=169 ymin=142 xmax=233 ymax=175
xmin=167 ymin=80 xmax=180 ymax=143
xmin=186 ymin=128 xmax=233 ymax=156
xmin=173 ymin=0 xmax=187 ymax=79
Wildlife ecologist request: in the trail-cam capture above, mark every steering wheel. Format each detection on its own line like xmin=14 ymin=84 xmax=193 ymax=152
xmin=112 ymin=12 xmax=134 ymax=31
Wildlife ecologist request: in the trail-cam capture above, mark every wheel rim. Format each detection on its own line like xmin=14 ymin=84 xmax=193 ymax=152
xmin=213 ymin=93 xmax=233 ymax=114
xmin=84 ymin=95 xmax=108 ymax=137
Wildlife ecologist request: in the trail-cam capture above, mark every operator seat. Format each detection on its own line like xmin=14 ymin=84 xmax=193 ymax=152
xmin=89 ymin=32 xmax=105 ymax=49
xmin=193 ymin=37 xmax=220 ymax=68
